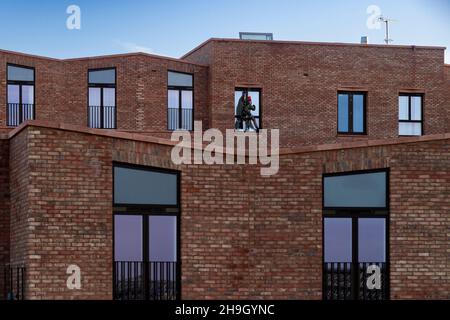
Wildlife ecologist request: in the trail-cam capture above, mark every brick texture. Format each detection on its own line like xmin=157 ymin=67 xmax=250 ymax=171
xmin=5 ymin=124 xmax=449 ymax=300
xmin=184 ymin=39 xmax=449 ymax=146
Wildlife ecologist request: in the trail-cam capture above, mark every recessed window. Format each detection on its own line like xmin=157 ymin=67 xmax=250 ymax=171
xmin=114 ymin=166 xmax=178 ymax=206
xmin=88 ymin=68 xmax=116 ymax=129
xmin=113 ymin=164 xmax=180 ymax=300
xmin=338 ymin=92 xmax=366 ymax=134
xmin=7 ymin=64 xmax=35 ymax=127
xmin=168 ymin=71 xmax=193 ymax=131
xmin=399 ymin=94 xmax=423 ymax=136
xmin=234 ymin=88 xmax=261 ymax=131
xmin=324 ymin=171 xmax=387 ymax=209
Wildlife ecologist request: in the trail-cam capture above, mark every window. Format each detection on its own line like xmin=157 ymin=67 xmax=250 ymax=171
xmin=113 ymin=164 xmax=180 ymax=300
xmin=399 ymin=94 xmax=423 ymax=136
xmin=323 ymin=169 xmax=389 ymax=301
xmin=239 ymin=32 xmax=273 ymax=40
xmin=338 ymin=92 xmax=366 ymax=134
xmin=168 ymin=71 xmax=193 ymax=131
xmin=7 ymin=64 xmax=35 ymax=126
xmin=323 ymin=171 xmax=387 ymax=209
xmin=88 ymin=68 xmax=116 ymax=129
xmin=235 ymin=88 xmax=261 ymax=131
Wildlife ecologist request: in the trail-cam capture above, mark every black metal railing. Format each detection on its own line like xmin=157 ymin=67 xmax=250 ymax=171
xmin=7 ymin=103 xmax=35 ymax=127
xmin=234 ymin=115 xmax=260 ymax=131
xmin=113 ymin=261 xmax=179 ymax=300
xmin=1 ymin=264 xmax=25 ymax=300
xmin=88 ymin=105 xmax=116 ymax=129
xmin=323 ymin=262 xmax=387 ymax=300
xmin=168 ymin=108 xmax=193 ymax=131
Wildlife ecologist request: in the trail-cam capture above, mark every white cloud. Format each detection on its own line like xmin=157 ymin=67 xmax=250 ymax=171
xmin=114 ymin=40 xmax=154 ymax=54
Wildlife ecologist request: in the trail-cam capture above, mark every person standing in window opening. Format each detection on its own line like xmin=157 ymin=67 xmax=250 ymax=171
xmin=235 ymin=91 xmax=259 ymax=132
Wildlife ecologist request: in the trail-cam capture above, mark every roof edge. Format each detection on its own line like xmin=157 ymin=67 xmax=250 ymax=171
xmin=181 ymin=38 xmax=446 ymax=59
xmin=5 ymin=120 xmax=450 ymax=157
xmin=0 ymin=48 xmax=208 ymax=67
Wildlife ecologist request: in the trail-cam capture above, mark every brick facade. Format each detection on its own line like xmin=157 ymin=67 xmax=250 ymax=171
xmin=2 ymin=122 xmax=448 ymax=300
xmin=0 ymin=39 xmax=449 ymax=300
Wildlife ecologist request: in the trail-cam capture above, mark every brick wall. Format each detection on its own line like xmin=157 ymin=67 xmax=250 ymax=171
xmin=0 ymin=138 xmax=9 ymax=266
xmin=0 ymin=51 xmax=209 ymax=133
xmin=8 ymin=123 xmax=449 ymax=299
xmin=184 ymin=40 xmax=449 ymax=146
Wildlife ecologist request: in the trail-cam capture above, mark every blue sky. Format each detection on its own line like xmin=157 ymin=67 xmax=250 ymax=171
xmin=0 ymin=0 xmax=448 ymax=62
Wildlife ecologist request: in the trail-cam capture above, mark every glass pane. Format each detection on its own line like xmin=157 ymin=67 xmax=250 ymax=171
xmin=399 ymin=96 xmax=409 ymax=120
xmin=22 ymin=85 xmax=34 ymax=104
xmin=324 ymin=218 xmax=352 ymax=262
xmin=168 ymin=71 xmax=193 ymax=87
xmin=149 ymin=216 xmax=177 ymax=262
xmin=89 ymin=88 xmax=101 ymax=106
xmin=103 ymin=88 xmax=115 ymax=106
xmin=168 ymin=90 xmax=179 ymax=109
xmin=353 ymin=94 xmax=364 ymax=133
xmin=114 ymin=215 xmax=142 ymax=261
xmin=324 ymin=171 xmax=387 ymax=208
xmin=89 ymin=69 xmax=115 ymax=84
xmin=7 ymin=85 xmax=19 ymax=104
xmin=358 ymin=218 xmax=386 ymax=263
xmin=8 ymin=65 xmax=34 ymax=82
xmin=338 ymin=94 xmax=349 ymax=132
xmin=181 ymin=90 xmax=193 ymax=109
xmin=399 ymin=122 xmax=422 ymax=136
xmin=410 ymin=96 xmax=422 ymax=121
xmin=114 ymin=166 xmax=178 ymax=205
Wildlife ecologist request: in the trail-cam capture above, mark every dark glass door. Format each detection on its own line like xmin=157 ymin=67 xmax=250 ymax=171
xmin=323 ymin=216 xmax=388 ymax=300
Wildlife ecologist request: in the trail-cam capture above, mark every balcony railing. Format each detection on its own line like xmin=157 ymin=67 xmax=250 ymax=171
xmin=7 ymin=103 xmax=35 ymax=127
xmin=88 ymin=105 xmax=116 ymax=129
xmin=168 ymin=108 xmax=193 ymax=131
xmin=323 ymin=262 xmax=387 ymax=300
xmin=1 ymin=264 xmax=25 ymax=300
xmin=113 ymin=261 xmax=179 ymax=300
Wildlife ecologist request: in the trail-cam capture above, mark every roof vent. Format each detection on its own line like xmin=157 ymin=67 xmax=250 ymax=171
xmin=239 ymin=32 xmax=273 ymax=41
xmin=361 ymin=36 xmax=369 ymax=44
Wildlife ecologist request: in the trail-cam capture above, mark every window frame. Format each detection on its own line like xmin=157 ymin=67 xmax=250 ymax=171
xmin=112 ymin=162 xmax=181 ymax=300
xmin=87 ymin=67 xmax=117 ymax=129
xmin=6 ymin=63 xmax=36 ymax=127
xmin=322 ymin=168 xmax=390 ymax=300
xmin=235 ymin=87 xmax=262 ymax=130
xmin=167 ymin=70 xmax=194 ymax=131
xmin=398 ymin=93 xmax=424 ymax=136
xmin=337 ymin=91 xmax=367 ymax=135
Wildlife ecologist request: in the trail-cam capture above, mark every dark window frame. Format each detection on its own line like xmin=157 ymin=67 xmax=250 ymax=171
xmin=112 ymin=162 xmax=181 ymax=300
xmin=322 ymin=168 xmax=390 ymax=300
xmin=398 ymin=93 xmax=424 ymax=136
xmin=167 ymin=70 xmax=194 ymax=131
xmin=235 ymin=87 xmax=262 ymax=130
xmin=337 ymin=91 xmax=367 ymax=135
xmin=88 ymin=67 xmax=117 ymax=129
xmin=6 ymin=63 xmax=36 ymax=127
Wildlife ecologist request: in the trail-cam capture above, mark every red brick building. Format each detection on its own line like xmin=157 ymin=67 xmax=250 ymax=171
xmin=0 ymin=38 xmax=449 ymax=300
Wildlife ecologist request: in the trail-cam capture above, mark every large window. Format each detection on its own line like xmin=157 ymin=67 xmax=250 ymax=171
xmin=113 ymin=164 xmax=180 ymax=300
xmin=88 ymin=68 xmax=116 ymax=129
xmin=234 ymin=88 xmax=261 ymax=131
xmin=168 ymin=71 xmax=193 ymax=131
xmin=323 ymin=169 xmax=389 ymax=301
xmin=7 ymin=64 xmax=35 ymax=126
xmin=338 ymin=92 xmax=366 ymax=134
xmin=399 ymin=94 xmax=423 ymax=136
